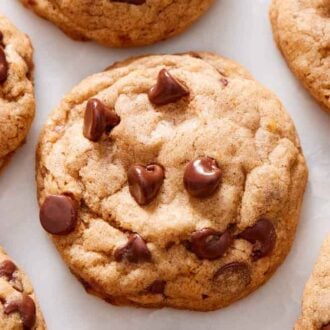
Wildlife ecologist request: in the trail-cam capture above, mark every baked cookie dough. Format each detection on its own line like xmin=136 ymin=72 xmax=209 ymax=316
xmin=295 ymin=234 xmax=330 ymax=330
xmin=36 ymin=52 xmax=308 ymax=311
xmin=0 ymin=13 xmax=35 ymax=169
xmin=0 ymin=247 xmax=45 ymax=329
xmin=20 ymin=0 xmax=214 ymax=47
xmin=270 ymin=0 xmax=330 ymax=112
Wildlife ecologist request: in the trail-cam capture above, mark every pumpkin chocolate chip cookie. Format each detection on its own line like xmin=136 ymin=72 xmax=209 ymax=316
xmin=270 ymin=0 xmax=330 ymax=112
xmin=20 ymin=0 xmax=214 ymax=47
xmin=36 ymin=52 xmax=308 ymax=311
xmin=0 ymin=13 xmax=35 ymax=170
xmin=0 ymin=247 xmax=45 ymax=329
xmin=295 ymin=234 xmax=330 ymax=330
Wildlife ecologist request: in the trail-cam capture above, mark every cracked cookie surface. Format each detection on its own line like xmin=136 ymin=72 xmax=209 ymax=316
xmin=20 ymin=0 xmax=214 ymax=47
xmin=295 ymin=234 xmax=330 ymax=330
xmin=36 ymin=52 xmax=308 ymax=311
xmin=0 ymin=247 xmax=45 ymax=329
xmin=0 ymin=13 xmax=35 ymax=169
xmin=270 ymin=0 xmax=330 ymax=112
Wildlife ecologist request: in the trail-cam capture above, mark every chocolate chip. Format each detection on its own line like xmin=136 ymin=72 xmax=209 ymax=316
xmin=111 ymin=0 xmax=146 ymax=4
xmin=148 ymin=69 xmax=189 ymax=105
xmin=147 ymin=280 xmax=166 ymax=294
xmin=114 ymin=234 xmax=151 ymax=263
xmin=4 ymin=294 xmax=36 ymax=329
xmin=189 ymin=228 xmax=232 ymax=260
xmin=83 ymin=98 xmax=120 ymax=142
xmin=128 ymin=164 xmax=164 ymax=205
xmin=39 ymin=194 xmax=78 ymax=235
xmin=184 ymin=157 xmax=221 ymax=198
xmin=239 ymin=219 xmax=276 ymax=260
xmin=0 ymin=260 xmax=16 ymax=280
xmin=214 ymin=262 xmax=250 ymax=281
xmin=322 ymin=324 xmax=330 ymax=330
xmin=213 ymin=262 xmax=251 ymax=292
xmin=0 ymin=47 xmax=8 ymax=84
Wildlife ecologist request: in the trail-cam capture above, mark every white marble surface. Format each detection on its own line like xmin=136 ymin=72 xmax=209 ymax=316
xmin=0 ymin=0 xmax=329 ymax=329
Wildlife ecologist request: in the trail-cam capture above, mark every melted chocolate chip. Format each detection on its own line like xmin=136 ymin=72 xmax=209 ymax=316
xmin=39 ymin=195 xmax=78 ymax=235
xmin=213 ymin=262 xmax=251 ymax=294
xmin=184 ymin=157 xmax=221 ymax=198
xmin=0 ymin=260 xmax=16 ymax=280
xmin=114 ymin=234 xmax=151 ymax=263
xmin=4 ymin=294 xmax=36 ymax=329
xmin=0 ymin=47 xmax=8 ymax=84
xmin=239 ymin=219 xmax=276 ymax=260
xmin=214 ymin=262 xmax=251 ymax=283
xmin=322 ymin=324 xmax=330 ymax=330
xmin=148 ymin=69 xmax=189 ymax=105
xmin=128 ymin=164 xmax=164 ymax=205
xmin=111 ymin=0 xmax=146 ymax=4
xmin=189 ymin=228 xmax=232 ymax=260
xmin=83 ymin=98 xmax=120 ymax=142
xmin=147 ymin=280 xmax=166 ymax=294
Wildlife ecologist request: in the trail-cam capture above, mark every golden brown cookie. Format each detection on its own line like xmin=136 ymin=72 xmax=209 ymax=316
xmin=0 ymin=247 xmax=45 ymax=329
xmin=270 ymin=0 xmax=330 ymax=112
xmin=20 ymin=0 xmax=214 ymax=47
xmin=36 ymin=52 xmax=308 ymax=311
xmin=295 ymin=234 xmax=330 ymax=330
xmin=0 ymin=13 xmax=35 ymax=170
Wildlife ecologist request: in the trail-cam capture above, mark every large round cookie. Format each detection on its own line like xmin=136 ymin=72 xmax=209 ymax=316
xmin=0 ymin=13 xmax=35 ymax=169
xmin=0 ymin=247 xmax=45 ymax=329
xmin=36 ymin=52 xmax=308 ymax=311
xmin=295 ymin=234 xmax=330 ymax=330
xmin=20 ymin=0 xmax=214 ymax=47
xmin=270 ymin=0 xmax=330 ymax=112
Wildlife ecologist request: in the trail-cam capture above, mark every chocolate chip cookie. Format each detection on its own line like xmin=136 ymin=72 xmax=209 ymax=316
xmin=0 ymin=13 xmax=35 ymax=169
xmin=295 ymin=234 xmax=330 ymax=330
xmin=270 ymin=0 xmax=330 ymax=112
xmin=20 ymin=0 xmax=214 ymax=47
xmin=36 ymin=52 xmax=308 ymax=311
xmin=0 ymin=247 xmax=45 ymax=329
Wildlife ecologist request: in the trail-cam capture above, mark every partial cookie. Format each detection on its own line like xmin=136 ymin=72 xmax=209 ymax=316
xmin=295 ymin=234 xmax=330 ymax=330
xmin=36 ymin=52 xmax=308 ymax=311
xmin=270 ymin=0 xmax=330 ymax=112
xmin=20 ymin=0 xmax=214 ymax=47
xmin=0 ymin=247 xmax=45 ymax=329
xmin=0 ymin=13 xmax=35 ymax=169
